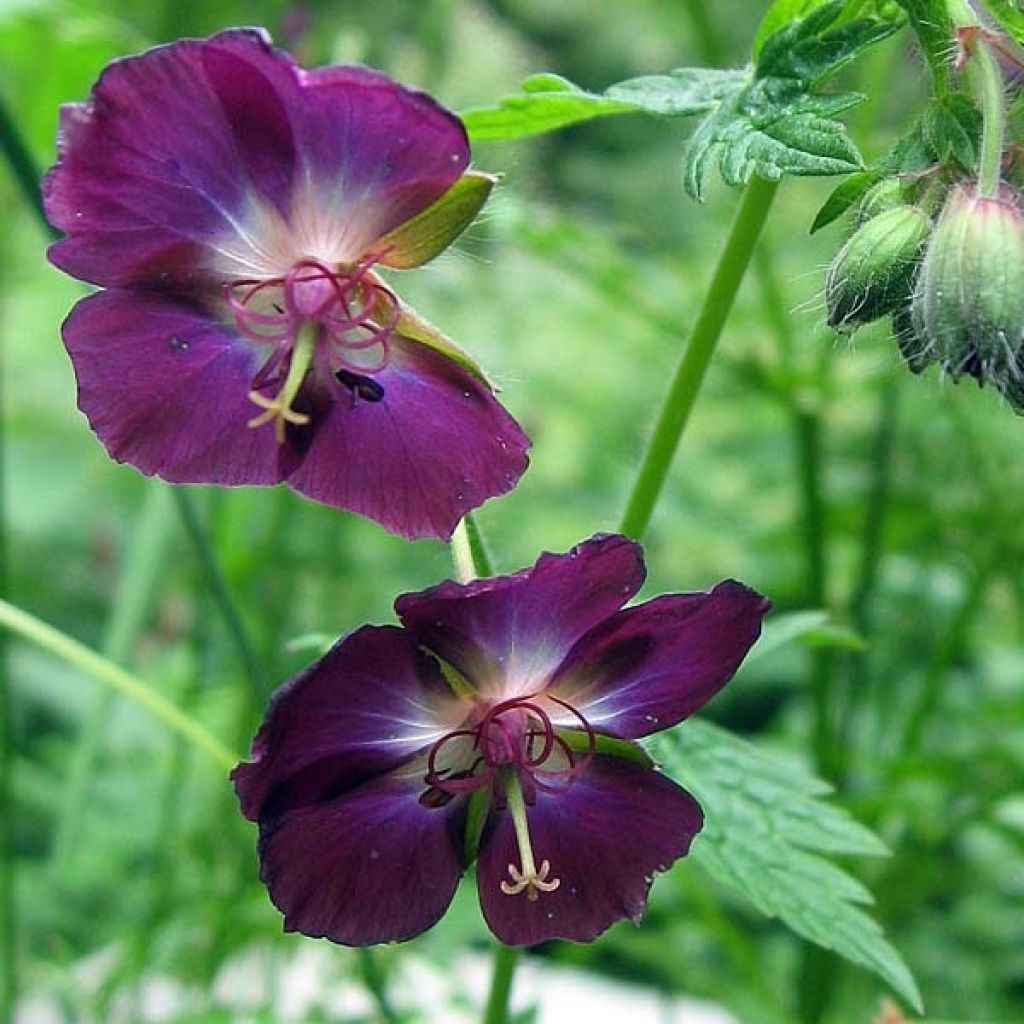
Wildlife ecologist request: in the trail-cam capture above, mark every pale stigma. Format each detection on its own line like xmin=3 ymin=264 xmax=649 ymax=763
xmin=248 ymin=322 xmax=316 ymax=442
xmin=499 ymin=769 xmax=560 ymax=902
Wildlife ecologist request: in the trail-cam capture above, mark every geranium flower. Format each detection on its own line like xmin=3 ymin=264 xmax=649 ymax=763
xmin=232 ymin=534 xmax=769 ymax=946
xmin=43 ymin=29 xmax=529 ymax=540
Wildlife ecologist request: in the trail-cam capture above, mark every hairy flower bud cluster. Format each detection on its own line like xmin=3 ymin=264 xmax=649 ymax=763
xmin=906 ymin=183 xmax=1024 ymax=405
xmin=826 ymin=176 xmax=1024 ymax=414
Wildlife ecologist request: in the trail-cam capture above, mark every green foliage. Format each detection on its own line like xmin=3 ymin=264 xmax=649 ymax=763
xmin=922 ymin=93 xmax=982 ymax=170
xmin=684 ymin=0 xmax=897 ymax=200
xmin=651 ymin=721 xmax=923 ymax=1012
xmin=894 ymin=0 xmax=955 ymax=92
xmin=461 ymin=68 xmax=748 ymax=142
xmin=466 ymin=2 xmax=899 ymax=202
xmin=980 ymin=0 xmax=1024 ymax=46
xmin=461 ymin=73 xmax=639 ymax=142
xmin=810 ymin=170 xmax=882 ymax=231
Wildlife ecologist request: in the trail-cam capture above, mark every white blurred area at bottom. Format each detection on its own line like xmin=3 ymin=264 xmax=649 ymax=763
xmin=17 ymin=944 xmax=739 ymax=1023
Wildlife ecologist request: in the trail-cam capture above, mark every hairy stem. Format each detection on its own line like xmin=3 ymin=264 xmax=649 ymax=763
xmin=947 ymin=0 xmax=1006 ymax=196
xmin=619 ymin=175 xmax=779 ymax=539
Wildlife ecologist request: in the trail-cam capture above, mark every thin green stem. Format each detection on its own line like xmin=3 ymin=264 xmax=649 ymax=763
xmin=0 ymin=90 xmax=55 ymax=239
xmin=357 ymin=948 xmax=401 ymax=1024
xmin=172 ymin=489 xmax=264 ymax=703
xmin=482 ymin=943 xmax=520 ymax=1024
xmin=619 ymin=175 xmax=779 ymax=539
xmin=0 ymin=598 xmax=237 ymax=769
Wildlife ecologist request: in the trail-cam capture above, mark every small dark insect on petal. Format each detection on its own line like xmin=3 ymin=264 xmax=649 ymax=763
xmin=335 ymin=368 xmax=385 ymax=402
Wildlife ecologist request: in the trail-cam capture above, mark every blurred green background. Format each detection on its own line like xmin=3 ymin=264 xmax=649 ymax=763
xmin=1 ymin=0 xmax=1022 ymax=1021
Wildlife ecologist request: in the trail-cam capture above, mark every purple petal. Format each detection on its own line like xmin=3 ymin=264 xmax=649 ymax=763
xmin=63 ymin=289 xmax=285 ymax=485
xmin=283 ymin=333 xmax=530 ymax=541
xmin=257 ymin=769 xmax=465 ymax=945
xmin=476 ymin=757 xmax=702 ymax=945
xmin=551 ymin=582 xmax=770 ymax=739
xmin=45 ymin=30 xmax=470 ymax=288
xmin=292 ymin=64 xmax=470 ymax=251
xmin=396 ymin=535 xmax=645 ymax=696
xmin=45 ymin=29 xmax=300 ymax=288
xmin=233 ymin=625 xmax=462 ymax=822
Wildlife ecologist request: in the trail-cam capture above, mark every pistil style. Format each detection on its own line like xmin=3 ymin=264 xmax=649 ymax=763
xmin=499 ymin=769 xmax=560 ymax=902
xmin=247 ymin=322 xmax=316 ymax=442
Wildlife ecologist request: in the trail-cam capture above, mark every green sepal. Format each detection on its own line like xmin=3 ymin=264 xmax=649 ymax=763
xmin=922 ymin=93 xmax=982 ymax=171
xmin=559 ymin=728 xmax=654 ymax=768
xmin=376 ymin=170 xmax=498 ymax=270
xmin=395 ymin=301 xmax=492 ymax=387
xmin=463 ymin=787 xmax=491 ymax=865
xmin=811 ymin=170 xmax=882 ymax=233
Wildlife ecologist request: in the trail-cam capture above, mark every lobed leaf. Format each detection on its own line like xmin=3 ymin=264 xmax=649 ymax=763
xmin=684 ymin=81 xmax=863 ymax=201
xmin=461 ymin=68 xmax=749 ymax=142
xmin=756 ymin=0 xmax=901 ymax=85
xmin=651 ymin=721 xmax=923 ymax=1012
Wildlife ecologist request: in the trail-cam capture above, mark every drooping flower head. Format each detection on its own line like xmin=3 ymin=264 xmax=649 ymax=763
xmin=232 ymin=535 xmax=770 ymax=946
xmin=43 ymin=29 xmax=529 ymax=540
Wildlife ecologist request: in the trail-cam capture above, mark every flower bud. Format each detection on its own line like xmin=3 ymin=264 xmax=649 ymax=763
xmin=910 ymin=183 xmax=1024 ymax=382
xmin=826 ymin=205 xmax=932 ymax=330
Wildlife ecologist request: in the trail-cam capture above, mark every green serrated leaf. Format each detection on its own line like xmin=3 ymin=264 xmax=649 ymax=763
xmin=461 ymin=75 xmax=638 ymax=142
xmin=754 ymin=0 xmax=833 ymax=57
xmin=923 ymin=93 xmax=982 ymax=170
xmin=605 ymin=68 xmax=750 ymax=116
xmin=873 ymin=112 xmax=936 ymax=174
xmin=461 ymin=68 xmax=752 ymax=143
xmin=894 ymin=0 xmax=955 ymax=93
xmin=811 ymin=170 xmax=882 ymax=232
xmin=757 ymin=0 xmax=900 ymax=85
xmin=650 ymin=721 xmax=923 ymax=1011
xmin=684 ymin=80 xmax=863 ymax=201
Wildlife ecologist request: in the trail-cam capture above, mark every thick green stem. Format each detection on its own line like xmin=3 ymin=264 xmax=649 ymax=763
xmin=619 ymin=175 xmax=779 ymax=539
xmin=482 ymin=943 xmax=520 ymax=1024
xmin=947 ymin=0 xmax=1007 ymax=196
xmin=0 ymin=598 xmax=236 ymax=769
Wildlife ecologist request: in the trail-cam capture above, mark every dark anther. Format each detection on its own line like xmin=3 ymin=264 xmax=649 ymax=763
xmin=335 ymin=368 xmax=385 ymax=402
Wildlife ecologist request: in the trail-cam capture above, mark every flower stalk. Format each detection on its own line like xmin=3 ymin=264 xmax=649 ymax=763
xmin=620 ymin=175 xmax=779 ymax=539
xmin=948 ymin=0 xmax=1007 ymax=197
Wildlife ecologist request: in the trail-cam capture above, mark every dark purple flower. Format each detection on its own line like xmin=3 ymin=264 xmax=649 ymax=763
xmin=232 ymin=534 xmax=770 ymax=946
xmin=43 ymin=29 xmax=529 ymax=540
